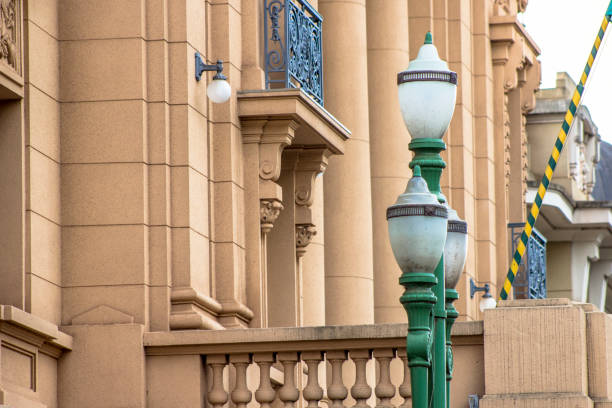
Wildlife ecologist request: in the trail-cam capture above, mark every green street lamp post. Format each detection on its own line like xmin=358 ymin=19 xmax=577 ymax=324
xmin=387 ymin=32 xmax=467 ymax=408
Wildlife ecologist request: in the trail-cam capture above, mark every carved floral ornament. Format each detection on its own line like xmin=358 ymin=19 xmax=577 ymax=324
xmin=295 ymin=223 xmax=317 ymax=257
xmin=260 ymin=199 xmax=283 ymax=234
xmin=0 ymin=0 xmax=17 ymax=71
xmin=494 ymin=0 xmax=528 ymax=14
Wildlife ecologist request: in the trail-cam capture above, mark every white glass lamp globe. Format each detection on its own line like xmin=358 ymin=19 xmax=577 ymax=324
xmin=397 ymin=32 xmax=457 ymax=140
xmin=207 ymin=76 xmax=231 ymax=103
xmin=387 ymin=165 xmax=448 ymax=275
xmin=444 ymin=206 xmax=468 ymax=289
xmin=480 ymin=295 xmax=497 ymax=312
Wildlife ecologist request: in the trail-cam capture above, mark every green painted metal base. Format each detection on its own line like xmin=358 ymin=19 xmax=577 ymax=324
xmin=407 ymin=137 xmax=448 ymax=408
xmin=445 ymin=289 xmax=459 ymax=408
xmin=399 ymin=272 xmax=437 ymax=408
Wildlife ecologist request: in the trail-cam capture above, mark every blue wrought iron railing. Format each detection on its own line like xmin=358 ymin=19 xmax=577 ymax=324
xmin=264 ymin=0 xmax=324 ymax=106
xmin=508 ymin=223 xmax=547 ymax=299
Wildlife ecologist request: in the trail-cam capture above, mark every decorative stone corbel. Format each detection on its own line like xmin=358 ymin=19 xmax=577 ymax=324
xmin=0 ymin=0 xmax=19 ymax=72
xmin=519 ymin=55 xmax=541 ymax=114
xmin=292 ymin=148 xmax=331 ymax=256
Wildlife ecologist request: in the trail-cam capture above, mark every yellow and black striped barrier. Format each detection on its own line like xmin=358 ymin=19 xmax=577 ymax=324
xmin=499 ymin=3 xmax=612 ymax=300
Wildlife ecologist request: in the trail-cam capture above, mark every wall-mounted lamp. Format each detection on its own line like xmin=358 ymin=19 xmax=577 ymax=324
xmin=195 ymin=52 xmax=231 ymax=103
xmin=470 ymin=278 xmax=496 ymax=312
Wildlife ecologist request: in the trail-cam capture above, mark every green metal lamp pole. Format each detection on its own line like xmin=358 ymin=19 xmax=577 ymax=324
xmin=409 ymin=138 xmax=448 ymax=408
xmin=390 ymin=33 xmax=467 ymax=408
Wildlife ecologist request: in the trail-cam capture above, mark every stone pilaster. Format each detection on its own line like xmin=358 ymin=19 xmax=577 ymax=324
xmin=320 ymin=0 xmax=375 ymax=326
xmin=366 ymin=0 xmax=409 ymax=324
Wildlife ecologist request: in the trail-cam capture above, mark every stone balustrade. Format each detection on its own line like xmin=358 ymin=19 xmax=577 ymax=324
xmin=144 ymin=322 xmax=484 ymax=408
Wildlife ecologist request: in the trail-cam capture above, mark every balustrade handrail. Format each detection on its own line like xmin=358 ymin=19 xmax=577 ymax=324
xmin=144 ymin=321 xmax=483 ymax=355
xmin=145 ymin=322 xmax=482 ymax=408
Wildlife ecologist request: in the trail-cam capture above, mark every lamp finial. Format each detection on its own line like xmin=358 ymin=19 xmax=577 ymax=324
xmin=424 ymin=32 xmax=433 ymax=45
xmin=413 ymin=165 xmax=422 ymax=177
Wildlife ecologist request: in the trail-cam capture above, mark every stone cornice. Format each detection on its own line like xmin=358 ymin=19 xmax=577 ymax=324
xmin=490 ymin=15 xmax=541 ymax=92
xmin=0 ymin=305 xmax=72 ymax=358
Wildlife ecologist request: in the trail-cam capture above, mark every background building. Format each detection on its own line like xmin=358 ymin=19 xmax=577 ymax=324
xmin=1 ymin=0 xmax=612 ymax=407
xmin=526 ymin=72 xmax=612 ymax=313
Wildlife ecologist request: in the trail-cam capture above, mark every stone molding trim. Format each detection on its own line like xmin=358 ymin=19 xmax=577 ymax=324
xmin=0 ymin=305 xmax=72 ymax=358
xmin=169 ymin=287 xmax=225 ymax=330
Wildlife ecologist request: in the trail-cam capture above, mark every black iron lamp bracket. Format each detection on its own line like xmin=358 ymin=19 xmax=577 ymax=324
xmin=195 ymin=52 xmax=226 ymax=81
xmin=470 ymin=278 xmax=491 ymax=299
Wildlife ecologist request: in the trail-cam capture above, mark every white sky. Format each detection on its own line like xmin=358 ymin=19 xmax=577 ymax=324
xmin=521 ymin=0 xmax=612 ymax=143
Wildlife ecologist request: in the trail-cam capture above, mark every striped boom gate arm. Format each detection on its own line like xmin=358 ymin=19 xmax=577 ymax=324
xmin=499 ymin=3 xmax=612 ymax=300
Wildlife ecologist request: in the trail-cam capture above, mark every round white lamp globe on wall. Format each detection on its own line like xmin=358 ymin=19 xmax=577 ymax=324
xmin=195 ymin=53 xmax=231 ymax=104
xmin=207 ymin=75 xmax=231 ymax=103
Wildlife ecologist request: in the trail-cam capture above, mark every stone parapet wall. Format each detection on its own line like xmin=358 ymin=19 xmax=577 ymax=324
xmin=481 ymin=299 xmax=612 ymax=407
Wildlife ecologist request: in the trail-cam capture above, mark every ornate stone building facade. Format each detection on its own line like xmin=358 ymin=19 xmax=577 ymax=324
xmin=526 ymin=72 xmax=612 ymax=313
xmin=1 ymin=1 xmax=612 ymax=407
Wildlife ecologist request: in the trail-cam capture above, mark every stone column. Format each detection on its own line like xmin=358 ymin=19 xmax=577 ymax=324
xmin=319 ymin=0 xmax=374 ymax=325
xmin=490 ymin=17 xmax=523 ymax=297
xmin=242 ymin=118 xmax=298 ymax=328
xmin=588 ymin=259 xmax=611 ymax=312
xmin=295 ymin=149 xmax=330 ymax=326
xmin=366 ymin=0 xmax=409 ymax=324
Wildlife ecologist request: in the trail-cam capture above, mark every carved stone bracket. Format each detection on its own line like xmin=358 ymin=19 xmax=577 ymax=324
xmin=292 ymin=148 xmax=331 ymax=255
xmin=0 ymin=0 xmax=18 ymax=72
xmin=294 ymin=148 xmax=331 ymax=209
xmin=295 ymin=224 xmax=317 ymax=258
xmin=260 ymin=199 xmax=284 ymax=234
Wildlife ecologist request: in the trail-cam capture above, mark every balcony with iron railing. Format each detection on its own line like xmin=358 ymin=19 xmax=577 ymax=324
xmin=508 ymin=223 xmax=547 ymax=299
xmin=264 ymin=0 xmax=324 ymax=106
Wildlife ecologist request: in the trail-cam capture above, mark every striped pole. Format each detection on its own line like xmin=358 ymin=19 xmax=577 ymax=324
xmin=499 ymin=4 xmax=612 ymax=300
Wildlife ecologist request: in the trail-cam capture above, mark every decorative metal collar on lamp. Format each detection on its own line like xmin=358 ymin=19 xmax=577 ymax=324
xmin=195 ymin=52 xmax=231 ymax=103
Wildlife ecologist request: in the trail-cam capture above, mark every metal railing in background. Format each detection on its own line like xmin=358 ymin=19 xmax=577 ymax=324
xmin=508 ymin=223 xmax=547 ymax=299
xmin=264 ymin=0 xmax=324 ymax=106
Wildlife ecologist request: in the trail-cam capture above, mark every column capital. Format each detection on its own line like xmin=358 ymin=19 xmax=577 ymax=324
xmin=260 ymin=199 xmax=283 ymax=234
xmin=296 ymin=223 xmax=317 ymax=258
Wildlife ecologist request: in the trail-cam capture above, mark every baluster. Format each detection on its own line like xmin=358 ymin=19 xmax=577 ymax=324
xmin=397 ymin=349 xmax=411 ymax=408
xmin=350 ymin=349 xmax=372 ymax=408
xmin=230 ymin=354 xmax=252 ymax=408
xmin=278 ymin=352 xmax=300 ymax=408
xmin=254 ymin=353 xmax=276 ymax=408
xmin=327 ymin=350 xmax=348 ymax=408
xmin=374 ymin=349 xmax=395 ymax=408
xmin=207 ymin=354 xmax=229 ymax=408
xmin=302 ymin=351 xmax=324 ymax=408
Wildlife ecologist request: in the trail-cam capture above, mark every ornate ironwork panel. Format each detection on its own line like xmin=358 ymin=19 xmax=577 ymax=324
xmin=508 ymin=223 xmax=547 ymax=299
xmin=264 ymin=0 xmax=324 ymax=106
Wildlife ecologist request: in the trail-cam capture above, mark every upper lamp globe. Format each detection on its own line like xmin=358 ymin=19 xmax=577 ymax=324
xmin=397 ymin=32 xmax=457 ymax=140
